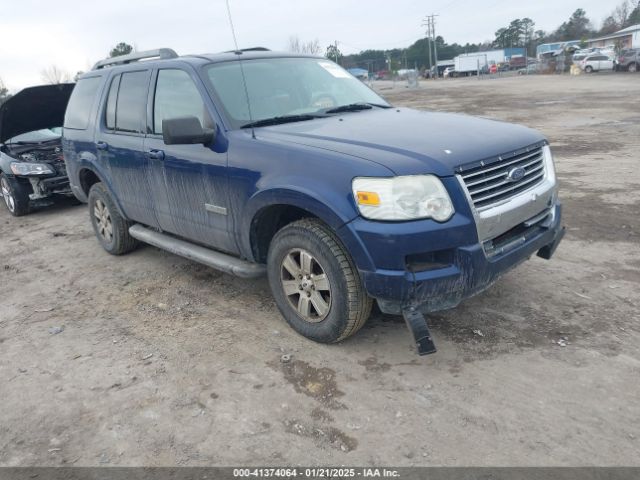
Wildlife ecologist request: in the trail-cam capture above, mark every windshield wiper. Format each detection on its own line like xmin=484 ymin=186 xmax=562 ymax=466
xmin=324 ymin=102 xmax=390 ymax=114
xmin=241 ymin=114 xmax=325 ymax=129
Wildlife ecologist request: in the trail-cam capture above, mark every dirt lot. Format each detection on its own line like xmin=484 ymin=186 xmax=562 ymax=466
xmin=1 ymin=73 xmax=639 ymax=467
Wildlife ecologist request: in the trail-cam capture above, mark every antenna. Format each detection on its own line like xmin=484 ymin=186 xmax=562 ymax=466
xmin=225 ymin=0 xmax=256 ymax=139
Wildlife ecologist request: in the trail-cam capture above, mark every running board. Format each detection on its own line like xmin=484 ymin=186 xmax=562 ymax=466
xmin=128 ymin=224 xmax=266 ymax=279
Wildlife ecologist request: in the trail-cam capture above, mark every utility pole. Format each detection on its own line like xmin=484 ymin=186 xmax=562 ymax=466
xmin=422 ymin=14 xmax=439 ymax=78
xmin=431 ymin=14 xmax=439 ymax=78
xmin=334 ymin=40 xmax=339 ymax=64
xmin=421 ymin=16 xmax=432 ymax=77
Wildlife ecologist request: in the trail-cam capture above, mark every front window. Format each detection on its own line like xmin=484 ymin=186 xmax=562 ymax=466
xmin=204 ymin=57 xmax=389 ymax=129
xmin=153 ymin=69 xmax=207 ymax=134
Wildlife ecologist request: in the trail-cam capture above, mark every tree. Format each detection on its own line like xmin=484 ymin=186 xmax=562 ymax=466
xmin=521 ymin=18 xmax=535 ymax=54
xmin=0 ymin=77 xmax=11 ymax=107
xmin=555 ymin=9 xmax=593 ymax=41
xmin=600 ymin=16 xmax=620 ymax=34
xmin=628 ymin=1 xmax=640 ymax=26
xmin=288 ymin=36 xmax=322 ymax=55
xmin=40 ymin=65 xmax=71 ymax=84
xmin=614 ymin=1 xmax=631 ymax=27
xmin=325 ymin=43 xmax=343 ymax=64
xmin=493 ymin=18 xmax=535 ymax=51
xmin=110 ymin=42 xmax=133 ymax=58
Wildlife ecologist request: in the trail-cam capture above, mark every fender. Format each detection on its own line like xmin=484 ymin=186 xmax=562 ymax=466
xmin=0 ymin=152 xmax=15 ymax=174
xmin=72 ymin=158 xmax=128 ymax=219
xmin=239 ymin=187 xmax=376 ymax=272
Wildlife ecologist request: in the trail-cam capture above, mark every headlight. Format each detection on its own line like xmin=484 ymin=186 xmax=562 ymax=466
xmin=352 ymin=175 xmax=455 ymax=222
xmin=542 ymin=145 xmax=556 ymax=184
xmin=10 ymin=162 xmax=55 ymax=176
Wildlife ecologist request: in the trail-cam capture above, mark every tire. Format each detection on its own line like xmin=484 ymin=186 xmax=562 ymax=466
xmin=267 ymin=218 xmax=373 ymax=344
xmin=0 ymin=173 xmax=31 ymax=217
xmin=585 ymin=66 xmax=593 ymax=73
xmin=88 ymin=182 xmax=138 ymax=255
xmin=629 ymin=63 xmax=637 ymax=73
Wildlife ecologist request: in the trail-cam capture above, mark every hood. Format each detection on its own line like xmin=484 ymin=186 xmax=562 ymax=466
xmin=0 ymin=83 xmax=75 ymax=143
xmin=255 ymin=108 xmax=546 ymax=176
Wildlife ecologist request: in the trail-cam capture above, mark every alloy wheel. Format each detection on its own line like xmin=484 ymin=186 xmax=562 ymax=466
xmin=280 ymin=248 xmax=332 ymax=322
xmin=1 ymin=177 xmax=15 ymax=213
xmin=93 ymin=199 xmax=113 ymax=243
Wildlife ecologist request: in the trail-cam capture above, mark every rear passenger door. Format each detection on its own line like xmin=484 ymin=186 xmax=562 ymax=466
xmin=98 ymin=69 xmax=159 ymax=228
xmin=600 ymin=56 xmax=614 ymax=70
xmin=144 ymin=67 xmax=236 ymax=254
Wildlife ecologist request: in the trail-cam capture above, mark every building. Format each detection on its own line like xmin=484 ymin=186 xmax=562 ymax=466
xmin=503 ymin=47 xmax=526 ymax=59
xmin=587 ymin=24 xmax=640 ymax=50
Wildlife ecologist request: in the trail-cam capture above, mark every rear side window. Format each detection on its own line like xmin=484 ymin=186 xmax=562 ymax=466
xmin=105 ymin=71 xmax=149 ymax=133
xmin=105 ymin=75 xmax=120 ymax=130
xmin=153 ymin=69 xmax=206 ymax=134
xmin=64 ymin=77 xmax=101 ymax=130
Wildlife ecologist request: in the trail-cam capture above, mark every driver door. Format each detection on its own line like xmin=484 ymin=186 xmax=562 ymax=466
xmin=144 ymin=67 xmax=237 ymax=254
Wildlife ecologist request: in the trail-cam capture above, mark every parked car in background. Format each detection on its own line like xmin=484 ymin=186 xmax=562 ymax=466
xmin=443 ymin=66 xmax=455 ymax=78
xmin=63 ymin=48 xmax=564 ymax=354
xmin=0 ymin=84 xmax=75 ymax=216
xmin=580 ymin=54 xmax=614 ymax=73
xmin=571 ymin=53 xmax=589 ymax=63
xmin=616 ymin=49 xmax=639 ymax=72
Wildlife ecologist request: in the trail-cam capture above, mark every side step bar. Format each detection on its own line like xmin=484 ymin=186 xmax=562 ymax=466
xmin=129 ymin=224 xmax=266 ymax=279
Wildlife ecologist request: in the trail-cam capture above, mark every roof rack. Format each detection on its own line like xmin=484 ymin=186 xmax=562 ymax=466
xmin=92 ymin=48 xmax=178 ymax=70
xmin=224 ymin=47 xmax=271 ymax=53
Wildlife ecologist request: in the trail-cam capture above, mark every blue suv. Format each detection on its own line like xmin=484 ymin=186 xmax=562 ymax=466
xmin=63 ymin=48 xmax=564 ymax=354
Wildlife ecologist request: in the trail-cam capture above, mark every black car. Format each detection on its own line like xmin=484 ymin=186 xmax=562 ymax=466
xmin=0 ymin=84 xmax=75 ymax=216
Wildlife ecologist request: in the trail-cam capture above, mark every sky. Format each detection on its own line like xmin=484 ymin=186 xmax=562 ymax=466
xmin=0 ymin=0 xmax=618 ymax=91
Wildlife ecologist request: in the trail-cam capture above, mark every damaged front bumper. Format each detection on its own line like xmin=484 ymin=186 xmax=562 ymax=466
xmin=348 ymin=201 xmax=564 ymax=354
xmin=368 ymin=202 xmax=564 ymax=315
xmin=24 ymin=175 xmax=72 ymax=201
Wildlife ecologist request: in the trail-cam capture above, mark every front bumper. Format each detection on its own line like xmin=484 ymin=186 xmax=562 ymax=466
xmin=351 ymin=202 xmax=564 ymax=315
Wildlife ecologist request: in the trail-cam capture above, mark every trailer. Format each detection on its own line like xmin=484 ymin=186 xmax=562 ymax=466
xmin=453 ymin=53 xmax=489 ymax=77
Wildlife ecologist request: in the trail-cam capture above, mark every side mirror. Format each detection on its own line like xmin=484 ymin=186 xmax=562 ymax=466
xmin=162 ymin=116 xmax=216 ymax=146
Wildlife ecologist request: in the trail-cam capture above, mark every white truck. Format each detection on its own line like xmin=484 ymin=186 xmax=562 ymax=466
xmin=453 ymin=50 xmax=506 ymax=77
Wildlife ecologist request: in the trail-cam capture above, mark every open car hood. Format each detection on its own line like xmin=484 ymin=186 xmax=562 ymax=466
xmin=0 ymin=83 xmax=75 ymax=143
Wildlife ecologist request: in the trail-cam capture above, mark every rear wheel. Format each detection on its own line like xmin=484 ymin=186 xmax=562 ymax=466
xmin=0 ymin=173 xmax=30 ymax=217
xmin=267 ymin=218 xmax=372 ymax=344
xmin=628 ymin=63 xmax=637 ymax=73
xmin=88 ymin=182 xmax=138 ymax=255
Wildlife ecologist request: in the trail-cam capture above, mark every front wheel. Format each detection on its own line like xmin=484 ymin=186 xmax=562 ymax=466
xmin=88 ymin=182 xmax=138 ymax=255
xmin=585 ymin=66 xmax=593 ymax=73
xmin=0 ymin=173 xmax=30 ymax=217
xmin=628 ymin=63 xmax=637 ymax=73
xmin=267 ymin=218 xmax=372 ymax=344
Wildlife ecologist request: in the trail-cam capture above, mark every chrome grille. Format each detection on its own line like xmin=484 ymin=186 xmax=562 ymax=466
xmin=459 ymin=145 xmax=546 ymax=209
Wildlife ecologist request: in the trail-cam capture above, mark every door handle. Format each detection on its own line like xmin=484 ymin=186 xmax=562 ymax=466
xmin=96 ymin=141 xmax=109 ymax=150
xmin=146 ymin=149 xmax=165 ymax=160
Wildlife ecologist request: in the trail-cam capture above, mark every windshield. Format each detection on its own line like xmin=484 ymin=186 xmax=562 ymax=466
xmin=7 ymin=128 xmax=61 ymax=144
xmin=204 ymin=57 xmax=389 ymax=129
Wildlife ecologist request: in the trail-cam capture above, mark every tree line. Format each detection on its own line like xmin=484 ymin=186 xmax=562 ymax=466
xmin=340 ymin=1 xmax=640 ymax=71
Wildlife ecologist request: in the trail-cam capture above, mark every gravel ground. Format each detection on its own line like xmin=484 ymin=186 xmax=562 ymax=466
xmin=1 ymin=72 xmax=639 ymax=467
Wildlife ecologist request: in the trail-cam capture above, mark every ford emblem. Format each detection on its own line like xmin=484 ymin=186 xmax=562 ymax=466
xmin=506 ymin=166 xmax=526 ymax=182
